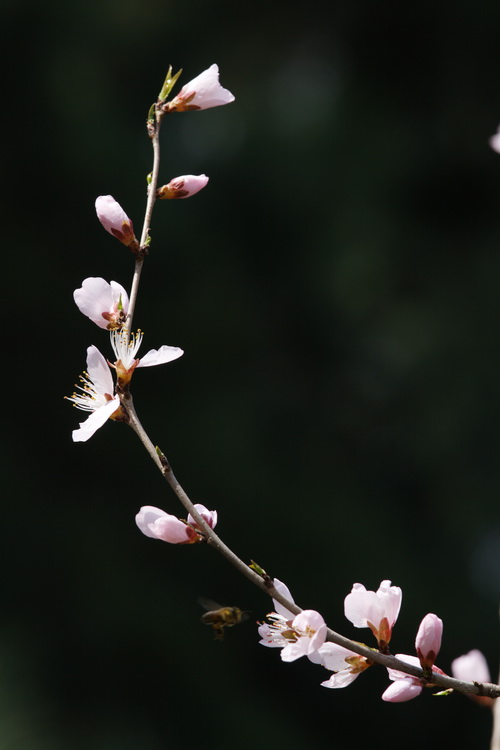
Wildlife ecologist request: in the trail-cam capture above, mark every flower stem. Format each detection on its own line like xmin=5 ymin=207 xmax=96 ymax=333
xmin=126 ymin=104 xmax=163 ymax=334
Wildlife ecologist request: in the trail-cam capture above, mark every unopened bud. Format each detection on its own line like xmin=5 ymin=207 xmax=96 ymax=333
xmin=156 ymin=174 xmax=209 ymax=200
xmin=95 ymin=195 xmax=139 ymax=252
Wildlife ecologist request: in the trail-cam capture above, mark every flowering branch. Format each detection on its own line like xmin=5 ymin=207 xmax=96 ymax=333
xmin=68 ymin=64 xmax=500 ymax=718
xmin=120 ymin=388 xmax=500 ymax=700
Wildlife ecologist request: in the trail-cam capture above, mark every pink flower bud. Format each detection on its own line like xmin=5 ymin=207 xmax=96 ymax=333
xmin=166 ymin=64 xmax=235 ymax=112
xmin=382 ymin=679 xmax=423 ymax=703
xmin=95 ymin=195 xmax=139 ymax=251
xmin=187 ymin=503 xmax=218 ymax=530
xmin=156 ymin=174 xmax=209 ymax=200
xmin=135 ymin=506 xmax=199 ymax=544
xmin=415 ymin=613 xmax=443 ymax=669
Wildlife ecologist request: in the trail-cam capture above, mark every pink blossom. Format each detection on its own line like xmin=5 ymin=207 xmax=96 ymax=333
xmin=382 ymin=654 xmax=424 ymax=703
xmin=187 ymin=504 xmax=218 ymax=530
xmin=451 ymin=650 xmax=491 ymax=684
xmin=74 ymin=277 xmax=129 ymax=330
xmin=258 ymin=616 xmax=295 ymax=649
xmin=309 ymin=643 xmax=372 ymax=689
xmin=110 ymin=329 xmax=183 ymax=387
xmin=271 ymin=578 xmax=296 ymax=620
xmin=258 ymin=579 xmax=297 ymax=649
xmin=95 ymin=195 xmax=139 ymax=250
xmin=157 ymin=174 xmax=209 ymax=200
xmin=135 ymin=506 xmax=199 ymax=544
xmin=490 ymin=127 xmax=500 ymax=153
xmin=66 ymin=345 xmax=123 ymax=442
xmin=167 ymin=64 xmax=235 ymax=112
xmin=280 ymin=610 xmax=327 ymax=662
xmin=451 ymin=650 xmax=493 ymax=706
xmin=344 ymin=580 xmax=402 ymax=649
xmin=382 ymin=679 xmax=423 ymax=703
xmin=382 ymin=653 xmax=446 ymax=703
xmin=416 ymin=613 xmax=443 ymax=669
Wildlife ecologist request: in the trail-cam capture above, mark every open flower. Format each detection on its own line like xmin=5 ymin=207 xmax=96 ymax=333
xmin=110 ymin=329 xmax=183 ymax=387
xmin=156 ymin=174 xmax=209 ymax=200
xmin=416 ymin=613 xmax=443 ymax=670
xmin=344 ymin=580 xmax=402 ymax=650
xmin=74 ymin=277 xmax=129 ymax=330
xmin=95 ymin=195 xmax=139 ymax=251
xmin=66 ymin=345 xmax=123 ymax=442
xmin=135 ymin=506 xmax=200 ymax=544
xmin=166 ymin=64 xmax=235 ymax=112
xmin=258 ymin=579 xmax=298 ymax=648
xmin=280 ymin=610 xmax=327 ymax=662
xmin=310 ymin=643 xmax=372 ymax=689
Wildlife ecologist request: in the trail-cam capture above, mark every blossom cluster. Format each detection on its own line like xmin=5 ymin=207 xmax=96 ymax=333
xmin=67 ymin=64 xmax=496 ymax=709
xmin=66 ymin=65 xmax=235 ymax=443
xmin=259 ymin=579 xmax=491 ymax=704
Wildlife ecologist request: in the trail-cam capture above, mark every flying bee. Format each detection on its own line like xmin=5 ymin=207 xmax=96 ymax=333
xmin=199 ymin=597 xmax=248 ymax=640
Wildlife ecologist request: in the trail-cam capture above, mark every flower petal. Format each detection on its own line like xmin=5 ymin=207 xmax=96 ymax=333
xmin=272 ymin=578 xmax=295 ymax=620
xmin=382 ymin=679 xmax=423 ymax=703
xmin=74 ymin=277 xmax=129 ymax=329
xmin=72 ymin=395 xmax=121 ymax=442
xmin=173 ymin=64 xmax=234 ymax=110
xmin=321 ymin=669 xmax=361 ymax=689
xmin=85 ymin=345 xmax=115 ymax=396
xmin=138 ymin=345 xmax=184 ymax=368
xmin=451 ymin=650 xmax=491 ymax=684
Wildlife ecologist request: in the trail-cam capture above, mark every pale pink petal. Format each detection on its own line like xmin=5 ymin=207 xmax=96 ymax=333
xmin=309 ymin=642 xmax=358 ymax=671
xmin=258 ymin=622 xmax=285 ymax=648
xmin=153 ymin=515 xmax=193 ymax=543
xmin=272 ymin=578 xmax=295 ymax=620
xmin=72 ymin=395 xmax=121 ymax=442
xmin=85 ymin=345 xmax=115 ymax=396
xmin=376 ymin=580 xmax=402 ymax=626
xmin=382 ymin=679 xmax=423 ymax=703
xmin=292 ymin=610 xmax=327 ymax=652
xmin=451 ymin=650 xmax=491 ymax=684
xmin=138 ymin=345 xmax=184 ymax=368
xmin=74 ymin=278 xmax=129 ymax=329
xmin=344 ymin=584 xmax=380 ymax=627
xmin=135 ymin=506 xmax=169 ymax=538
xmin=386 ymin=654 xmax=421 ymax=683
xmin=173 ymin=64 xmax=234 ymax=110
xmin=281 ymin=639 xmax=310 ymax=662
xmin=321 ymin=669 xmax=361 ymax=689
xmin=135 ymin=505 xmax=193 ymax=543
xmin=188 ymin=504 xmax=217 ymax=529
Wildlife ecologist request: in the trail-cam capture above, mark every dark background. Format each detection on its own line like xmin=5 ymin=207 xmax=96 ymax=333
xmin=3 ymin=0 xmax=500 ymax=747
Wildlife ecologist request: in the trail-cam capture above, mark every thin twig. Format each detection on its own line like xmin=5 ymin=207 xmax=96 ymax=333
xmin=126 ymin=104 xmax=163 ymax=334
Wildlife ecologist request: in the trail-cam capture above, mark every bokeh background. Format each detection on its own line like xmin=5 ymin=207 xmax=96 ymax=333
xmin=3 ymin=0 xmax=500 ymax=747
